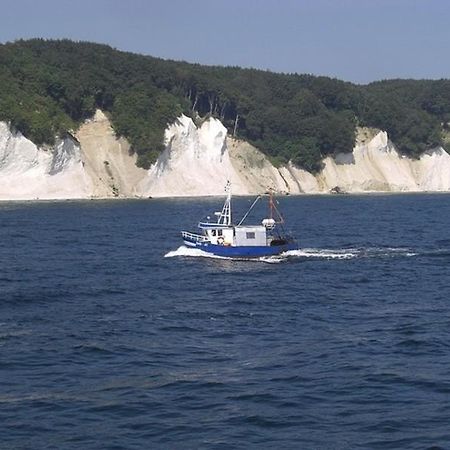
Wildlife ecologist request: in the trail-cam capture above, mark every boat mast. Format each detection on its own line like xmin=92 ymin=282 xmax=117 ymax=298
xmin=269 ymin=191 xmax=273 ymax=220
xmin=219 ymin=181 xmax=232 ymax=225
xmin=268 ymin=190 xmax=285 ymax=224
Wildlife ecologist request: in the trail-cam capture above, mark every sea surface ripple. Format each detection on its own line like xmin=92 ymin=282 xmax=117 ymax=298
xmin=1 ymin=194 xmax=450 ymax=449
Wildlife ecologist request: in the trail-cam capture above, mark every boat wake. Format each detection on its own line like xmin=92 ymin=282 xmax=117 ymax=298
xmin=282 ymin=247 xmax=417 ymax=260
xmin=165 ymin=246 xmax=418 ymax=262
xmin=283 ymin=248 xmax=359 ymax=259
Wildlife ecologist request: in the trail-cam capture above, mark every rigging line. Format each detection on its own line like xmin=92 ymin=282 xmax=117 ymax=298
xmin=272 ymin=201 xmax=285 ymax=224
xmin=237 ymin=195 xmax=261 ymax=226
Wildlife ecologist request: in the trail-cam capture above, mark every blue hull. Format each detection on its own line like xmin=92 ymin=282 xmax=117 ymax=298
xmin=184 ymin=241 xmax=298 ymax=258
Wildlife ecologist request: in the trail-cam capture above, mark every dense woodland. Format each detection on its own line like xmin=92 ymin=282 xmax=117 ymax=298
xmin=0 ymin=39 xmax=449 ymax=172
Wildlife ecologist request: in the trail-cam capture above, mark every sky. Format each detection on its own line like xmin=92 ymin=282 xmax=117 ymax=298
xmin=0 ymin=0 xmax=449 ymax=84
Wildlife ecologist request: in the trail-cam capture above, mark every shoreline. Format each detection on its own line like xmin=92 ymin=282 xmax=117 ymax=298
xmin=2 ymin=190 xmax=450 ymax=204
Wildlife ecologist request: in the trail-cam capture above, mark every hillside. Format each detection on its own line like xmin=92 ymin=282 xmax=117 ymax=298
xmin=0 ymin=38 xmax=449 ymax=173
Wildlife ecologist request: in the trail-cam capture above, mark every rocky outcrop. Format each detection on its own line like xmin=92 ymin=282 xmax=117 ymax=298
xmin=75 ymin=110 xmax=146 ymax=197
xmin=0 ymin=112 xmax=449 ymax=200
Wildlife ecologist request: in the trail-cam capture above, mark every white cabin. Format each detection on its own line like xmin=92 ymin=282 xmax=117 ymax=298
xmin=234 ymin=226 xmax=267 ymax=246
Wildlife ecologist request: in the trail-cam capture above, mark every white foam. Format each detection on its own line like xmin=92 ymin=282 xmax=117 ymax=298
xmin=283 ymin=248 xmax=360 ymax=259
xmin=164 ymin=245 xmax=226 ymax=259
xmin=380 ymin=247 xmax=417 ymax=256
xmin=258 ymin=255 xmax=286 ymax=264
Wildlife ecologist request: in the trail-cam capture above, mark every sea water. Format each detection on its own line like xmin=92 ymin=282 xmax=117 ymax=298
xmin=1 ymin=194 xmax=450 ymax=449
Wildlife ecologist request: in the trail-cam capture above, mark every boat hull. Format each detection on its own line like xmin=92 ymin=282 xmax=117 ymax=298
xmin=183 ymin=240 xmax=298 ymax=258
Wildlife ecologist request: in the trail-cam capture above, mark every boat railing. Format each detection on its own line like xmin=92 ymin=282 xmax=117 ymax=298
xmin=181 ymin=231 xmax=208 ymax=242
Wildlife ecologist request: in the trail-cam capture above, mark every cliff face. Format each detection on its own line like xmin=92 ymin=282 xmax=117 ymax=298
xmin=0 ymin=111 xmax=147 ymax=200
xmin=316 ymin=130 xmax=450 ymax=193
xmin=137 ymin=115 xmax=251 ymax=196
xmin=0 ymin=111 xmax=449 ymax=200
xmin=0 ymin=122 xmax=89 ymax=200
xmin=75 ymin=110 xmax=147 ymax=198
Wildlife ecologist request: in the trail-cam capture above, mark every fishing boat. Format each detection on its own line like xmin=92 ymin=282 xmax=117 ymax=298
xmin=181 ymin=182 xmax=298 ymax=258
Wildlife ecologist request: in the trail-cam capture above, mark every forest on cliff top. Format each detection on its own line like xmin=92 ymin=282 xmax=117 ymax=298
xmin=0 ymin=39 xmax=449 ymax=172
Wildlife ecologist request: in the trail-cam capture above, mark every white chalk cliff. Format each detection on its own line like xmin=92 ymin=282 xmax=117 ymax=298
xmin=0 ymin=111 xmax=449 ymax=200
xmin=0 ymin=110 xmax=147 ymax=200
xmin=0 ymin=122 xmax=90 ymax=200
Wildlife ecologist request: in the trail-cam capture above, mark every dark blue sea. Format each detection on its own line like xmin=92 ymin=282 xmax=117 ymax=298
xmin=2 ymin=194 xmax=450 ymax=450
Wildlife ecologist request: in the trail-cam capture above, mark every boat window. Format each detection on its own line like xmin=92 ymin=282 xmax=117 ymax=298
xmin=217 ymin=230 xmax=223 ymax=236
xmin=212 ymin=230 xmax=216 ymax=236
xmin=246 ymin=232 xmax=256 ymax=239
